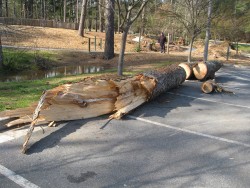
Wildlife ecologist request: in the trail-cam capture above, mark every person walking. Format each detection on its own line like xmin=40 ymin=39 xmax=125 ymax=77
xmin=158 ymin=32 xmax=167 ymax=53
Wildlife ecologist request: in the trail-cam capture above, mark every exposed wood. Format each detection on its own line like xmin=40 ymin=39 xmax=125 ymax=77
xmin=193 ymin=61 xmax=222 ymax=81
xmin=178 ymin=62 xmax=197 ymax=79
xmin=201 ymin=80 xmax=215 ymax=93
xmin=201 ymin=80 xmax=235 ymax=94
xmin=1 ymin=64 xmax=186 ymax=128
xmin=22 ymin=91 xmax=47 ymax=153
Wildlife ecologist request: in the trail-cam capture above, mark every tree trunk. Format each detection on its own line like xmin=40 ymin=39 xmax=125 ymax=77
xmin=78 ymin=0 xmax=88 ymax=37
xmin=63 ymin=0 xmax=66 ymax=22
xmin=76 ymin=0 xmax=79 ymax=22
xmin=117 ymin=26 xmax=129 ymax=76
xmin=0 ymin=34 xmax=3 ymax=69
xmin=99 ymin=0 xmax=104 ymax=32
xmin=203 ymin=0 xmax=213 ymax=62
xmin=5 ymin=0 xmax=8 ymax=17
xmin=104 ymin=0 xmax=115 ymax=60
xmin=0 ymin=0 xmax=2 ymax=17
xmin=1 ymin=64 xmax=186 ymax=128
xmin=13 ymin=0 xmax=16 ymax=17
xmin=193 ymin=61 xmax=222 ymax=81
xmin=25 ymin=0 xmax=33 ymax=18
xmin=188 ymin=36 xmax=195 ymax=63
xmin=141 ymin=6 xmax=145 ymax=36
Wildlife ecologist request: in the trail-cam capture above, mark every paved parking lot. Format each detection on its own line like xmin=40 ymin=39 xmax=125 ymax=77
xmin=0 ymin=64 xmax=250 ymax=188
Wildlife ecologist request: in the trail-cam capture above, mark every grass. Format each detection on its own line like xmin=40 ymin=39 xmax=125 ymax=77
xmin=2 ymin=48 xmax=57 ymax=72
xmin=0 ymin=75 xmax=93 ymax=111
xmin=238 ymin=44 xmax=250 ymax=53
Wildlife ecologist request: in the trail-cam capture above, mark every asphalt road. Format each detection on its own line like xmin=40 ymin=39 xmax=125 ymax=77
xmin=1 ymin=64 xmax=250 ymax=188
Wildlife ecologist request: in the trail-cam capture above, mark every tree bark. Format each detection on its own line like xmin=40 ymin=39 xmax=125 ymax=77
xmin=78 ymin=0 xmax=88 ymax=37
xmin=5 ymin=0 xmax=8 ymax=17
xmin=193 ymin=61 xmax=222 ymax=81
xmin=104 ymin=0 xmax=115 ymax=60
xmin=203 ymin=0 xmax=213 ymax=62
xmin=98 ymin=0 xmax=104 ymax=32
xmin=0 ymin=34 xmax=3 ymax=69
xmin=0 ymin=0 xmax=2 ymax=17
xmin=188 ymin=35 xmax=195 ymax=63
xmin=1 ymin=64 xmax=186 ymax=127
xmin=117 ymin=26 xmax=129 ymax=76
xmin=25 ymin=0 xmax=33 ymax=18
xmin=63 ymin=0 xmax=66 ymax=22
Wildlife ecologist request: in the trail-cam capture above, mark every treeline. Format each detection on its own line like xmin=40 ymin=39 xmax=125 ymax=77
xmin=0 ymin=0 xmax=249 ymax=42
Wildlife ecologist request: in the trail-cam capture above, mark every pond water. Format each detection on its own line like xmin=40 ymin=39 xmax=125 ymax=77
xmin=0 ymin=65 xmax=106 ymax=82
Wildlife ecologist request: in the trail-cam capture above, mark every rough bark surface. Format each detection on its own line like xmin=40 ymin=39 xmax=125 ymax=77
xmin=1 ymin=64 xmax=186 ymax=127
xmin=193 ymin=61 xmax=222 ymax=81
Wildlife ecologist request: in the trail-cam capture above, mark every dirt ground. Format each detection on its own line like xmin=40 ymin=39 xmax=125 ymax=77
xmin=1 ymin=25 xmax=249 ymax=69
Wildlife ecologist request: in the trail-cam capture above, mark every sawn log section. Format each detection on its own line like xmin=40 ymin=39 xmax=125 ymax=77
xmin=1 ymin=64 xmax=186 ymax=127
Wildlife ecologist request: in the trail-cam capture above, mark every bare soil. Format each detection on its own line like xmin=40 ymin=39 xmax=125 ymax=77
xmin=2 ymin=25 xmax=249 ymax=70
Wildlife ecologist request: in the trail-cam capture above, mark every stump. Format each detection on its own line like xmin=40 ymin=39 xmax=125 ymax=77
xmin=193 ymin=61 xmax=222 ymax=81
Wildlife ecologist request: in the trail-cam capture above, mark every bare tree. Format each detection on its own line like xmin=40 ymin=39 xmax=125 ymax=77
xmin=78 ymin=0 xmax=88 ymax=37
xmin=204 ymin=0 xmax=213 ymax=61
xmin=116 ymin=0 xmax=149 ymax=75
xmin=104 ymin=0 xmax=115 ymax=60
xmin=165 ymin=0 xmax=209 ymax=62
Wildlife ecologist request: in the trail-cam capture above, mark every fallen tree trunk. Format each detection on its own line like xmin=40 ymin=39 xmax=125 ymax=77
xmin=192 ymin=61 xmax=222 ymax=81
xmin=0 ymin=64 xmax=186 ymax=128
xmin=178 ymin=62 xmax=197 ymax=80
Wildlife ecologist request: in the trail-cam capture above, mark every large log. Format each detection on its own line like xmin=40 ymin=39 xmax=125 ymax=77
xmin=192 ymin=61 xmax=222 ymax=81
xmin=178 ymin=62 xmax=197 ymax=80
xmin=0 ymin=64 xmax=186 ymax=127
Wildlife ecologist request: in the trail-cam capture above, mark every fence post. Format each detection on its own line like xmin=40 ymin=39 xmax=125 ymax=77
xmin=226 ymin=44 xmax=230 ymax=61
xmin=88 ymin=38 xmax=91 ymax=52
xmin=94 ymin=36 xmax=97 ymax=51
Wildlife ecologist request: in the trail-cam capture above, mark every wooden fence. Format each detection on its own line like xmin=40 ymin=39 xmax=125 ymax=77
xmin=0 ymin=17 xmax=79 ymax=30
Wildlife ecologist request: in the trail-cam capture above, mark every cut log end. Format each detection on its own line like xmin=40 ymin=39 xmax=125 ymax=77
xmin=193 ymin=62 xmax=208 ymax=80
xmin=201 ymin=80 xmax=215 ymax=94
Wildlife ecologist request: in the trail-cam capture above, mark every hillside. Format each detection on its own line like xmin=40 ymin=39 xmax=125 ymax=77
xmin=1 ymin=25 xmax=249 ymax=68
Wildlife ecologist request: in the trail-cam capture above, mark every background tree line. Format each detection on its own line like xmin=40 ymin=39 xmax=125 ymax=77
xmin=0 ymin=0 xmax=249 ymax=73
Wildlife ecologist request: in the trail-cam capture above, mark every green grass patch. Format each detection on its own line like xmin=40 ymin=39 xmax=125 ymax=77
xmin=2 ymin=48 xmax=57 ymax=72
xmin=237 ymin=44 xmax=250 ymax=53
xmin=0 ymin=75 xmax=92 ymax=111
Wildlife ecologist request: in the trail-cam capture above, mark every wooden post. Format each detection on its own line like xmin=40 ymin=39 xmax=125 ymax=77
xmin=88 ymin=38 xmax=91 ymax=52
xmin=226 ymin=44 xmax=230 ymax=61
xmin=167 ymin=33 xmax=170 ymax=54
xmin=94 ymin=36 xmax=97 ymax=51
